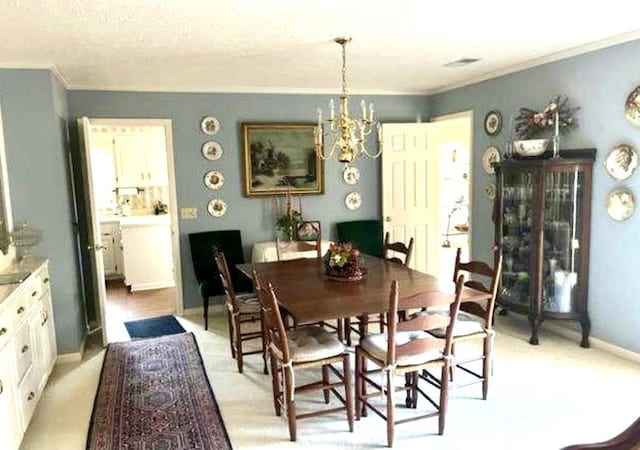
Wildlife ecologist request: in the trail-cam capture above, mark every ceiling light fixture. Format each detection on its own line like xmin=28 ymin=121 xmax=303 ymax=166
xmin=443 ymin=58 xmax=481 ymax=67
xmin=314 ymin=37 xmax=382 ymax=164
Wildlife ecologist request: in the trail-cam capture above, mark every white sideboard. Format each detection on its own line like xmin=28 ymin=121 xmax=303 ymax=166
xmin=251 ymin=240 xmax=332 ymax=263
xmin=0 ymin=258 xmax=56 ymax=450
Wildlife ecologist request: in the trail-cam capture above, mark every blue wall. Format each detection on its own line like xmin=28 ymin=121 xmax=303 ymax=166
xmin=429 ymin=38 xmax=640 ymax=353
xmin=66 ymin=92 xmax=428 ymax=311
xmin=0 ymin=69 xmax=86 ymax=353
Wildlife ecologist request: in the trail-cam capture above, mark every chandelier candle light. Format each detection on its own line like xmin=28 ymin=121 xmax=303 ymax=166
xmin=314 ymin=37 xmax=382 ymax=164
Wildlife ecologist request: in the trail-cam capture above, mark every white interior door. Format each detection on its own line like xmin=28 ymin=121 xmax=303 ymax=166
xmin=382 ymin=117 xmax=471 ymax=279
xmin=78 ymin=117 xmax=109 ymax=347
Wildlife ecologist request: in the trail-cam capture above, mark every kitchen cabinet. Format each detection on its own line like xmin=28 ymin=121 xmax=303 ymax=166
xmin=494 ymin=150 xmax=594 ymax=347
xmin=120 ymin=216 xmax=174 ymax=291
xmin=0 ymin=258 xmax=56 ymax=450
xmin=89 ymin=134 xmax=118 ymax=211
xmin=0 ymin=344 xmax=20 ymax=450
xmin=100 ymin=220 xmax=124 ymax=279
xmin=114 ymin=130 xmax=168 ymax=187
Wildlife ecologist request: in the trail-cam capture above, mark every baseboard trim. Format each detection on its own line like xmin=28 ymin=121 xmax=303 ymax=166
xmin=182 ymin=304 xmax=225 ymax=317
xmin=56 ymin=334 xmax=86 ymax=364
xmin=541 ymin=321 xmax=640 ymax=365
xmin=505 ymin=313 xmax=640 ymax=364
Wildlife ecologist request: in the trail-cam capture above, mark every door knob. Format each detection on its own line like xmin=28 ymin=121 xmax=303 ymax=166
xmin=385 ymin=216 xmax=392 ymax=222
xmin=87 ymin=243 xmax=108 ymax=251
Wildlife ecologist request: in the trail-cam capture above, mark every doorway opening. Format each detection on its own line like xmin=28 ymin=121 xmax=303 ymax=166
xmin=79 ymin=118 xmax=183 ymax=344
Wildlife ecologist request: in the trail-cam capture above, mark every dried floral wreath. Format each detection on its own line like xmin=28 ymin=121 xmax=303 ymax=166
xmin=515 ymin=95 xmax=580 ymax=139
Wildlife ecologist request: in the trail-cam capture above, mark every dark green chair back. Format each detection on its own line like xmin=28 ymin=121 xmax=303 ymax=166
xmin=335 ymin=220 xmax=383 ymax=257
xmin=188 ymin=230 xmax=253 ymax=298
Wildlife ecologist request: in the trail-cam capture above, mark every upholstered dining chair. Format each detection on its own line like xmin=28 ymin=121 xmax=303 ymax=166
xmin=214 ymin=250 xmax=265 ymax=374
xmin=335 ymin=219 xmax=384 ymax=257
xmin=428 ymin=247 xmax=502 ymax=400
xmin=188 ymin=230 xmax=253 ymax=330
xmin=253 ymin=271 xmax=354 ymax=442
xmin=354 ymin=277 xmax=464 ymax=447
xmin=344 ymin=233 xmax=415 ymax=346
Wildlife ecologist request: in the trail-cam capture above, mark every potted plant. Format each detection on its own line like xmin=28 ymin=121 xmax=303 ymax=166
xmin=275 ymin=186 xmax=303 ymax=241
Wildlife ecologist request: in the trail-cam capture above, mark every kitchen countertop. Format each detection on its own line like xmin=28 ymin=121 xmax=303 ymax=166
xmin=0 ymin=256 xmax=48 ymax=307
xmin=99 ymin=214 xmax=171 ymax=227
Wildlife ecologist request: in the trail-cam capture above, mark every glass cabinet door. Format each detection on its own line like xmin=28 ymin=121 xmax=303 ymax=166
xmin=499 ymin=168 xmax=535 ymax=308
xmin=542 ymin=168 xmax=585 ymax=314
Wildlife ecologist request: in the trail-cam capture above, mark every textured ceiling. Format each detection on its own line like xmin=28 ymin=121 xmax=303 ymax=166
xmin=1 ymin=0 xmax=639 ymax=94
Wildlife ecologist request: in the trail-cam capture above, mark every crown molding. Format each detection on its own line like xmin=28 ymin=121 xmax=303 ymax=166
xmin=428 ymin=29 xmax=640 ymax=95
xmin=0 ymin=63 xmax=70 ymax=88
xmin=66 ymin=83 xmax=425 ymax=96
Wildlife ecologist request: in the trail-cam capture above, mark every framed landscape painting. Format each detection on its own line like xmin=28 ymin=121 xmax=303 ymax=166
xmin=242 ymin=122 xmax=324 ymax=197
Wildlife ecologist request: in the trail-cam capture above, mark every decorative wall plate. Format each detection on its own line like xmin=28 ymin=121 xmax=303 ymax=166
xmin=485 ymin=183 xmax=497 ymax=200
xmin=342 ymin=166 xmax=360 ymax=185
xmin=345 ymin=191 xmax=362 ymax=210
xmin=482 ymin=146 xmax=500 ymax=175
xmin=604 ymin=143 xmax=638 ymax=180
xmin=207 ymin=198 xmax=227 ymax=217
xmin=201 ymin=141 xmax=223 ymax=160
xmin=201 ymin=116 xmax=220 ymax=135
xmin=204 ymin=170 xmax=225 ymax=189
xmin=625 ymin=85 xmax=640 ymax=127
xmin=606 ymin=188 xmax=635 ymax=221
xmin=484 ymin=110 xmax=502 ymax=136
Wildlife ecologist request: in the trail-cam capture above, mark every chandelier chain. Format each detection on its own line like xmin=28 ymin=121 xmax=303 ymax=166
xmin=341 ymin=41 xmax=348 ymax=97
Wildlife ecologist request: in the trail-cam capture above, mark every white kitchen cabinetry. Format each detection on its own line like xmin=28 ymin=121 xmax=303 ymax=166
xmin=0 ymin=344 xmax=20 ymax=450
xmin=100 ymin=220 xmax=124 ymax=279
xmin=89 ymin=134 xmax=118 ymax=211
xmin=0 ymin=259 xmax=56 ymax=450
xmin=120 ymin=216 xmax=174 ymax=291
xmin=114 ymin=129 xmax=168 ymax=187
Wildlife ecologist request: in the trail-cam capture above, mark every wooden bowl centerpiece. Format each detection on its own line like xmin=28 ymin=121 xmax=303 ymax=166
xmin=322 ymin=242 xmax=367 ymax=282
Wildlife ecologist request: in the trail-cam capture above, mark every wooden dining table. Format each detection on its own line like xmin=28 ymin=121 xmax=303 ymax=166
xmin=237 ymin=256 xmax=490 ymax=324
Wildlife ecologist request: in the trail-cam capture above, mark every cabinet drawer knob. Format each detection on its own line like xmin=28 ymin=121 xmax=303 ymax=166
xmin=17 ymin=306 xmax=25 ymax=314
xmin=0 ymin=327 xmax=6 ymax=336
xmin=0 ymin=379 xmax=3 ymax=394
xmin=32 ymin=290 xmax=38 ymax=297
xmin=44 ymin=277 xmax=50 ymax=284
xmin=21 ymin=345 xmax=29 ymax=353
xmin=27 ymin=391 xmax=35 ymax=401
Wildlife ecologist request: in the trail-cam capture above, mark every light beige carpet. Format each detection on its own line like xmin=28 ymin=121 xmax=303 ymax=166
xmin=21 ymin=311 xmax=640 ymax=450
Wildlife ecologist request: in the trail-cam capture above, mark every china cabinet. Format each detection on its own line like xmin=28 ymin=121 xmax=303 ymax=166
xmin=494 ymin=149 xmax=595 ymax=347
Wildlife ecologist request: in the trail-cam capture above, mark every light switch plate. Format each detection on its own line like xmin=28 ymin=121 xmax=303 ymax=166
xmin=180 ymin=207 xmax=198 ymax=219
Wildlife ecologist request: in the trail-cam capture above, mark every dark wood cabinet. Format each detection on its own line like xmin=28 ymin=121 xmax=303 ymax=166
xmin=494 ymin=150 xmax=595 ymax=347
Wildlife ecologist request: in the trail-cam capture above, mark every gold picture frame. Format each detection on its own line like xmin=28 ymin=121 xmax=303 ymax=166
xmin=242 ymin=122 xmax=324 ymax=197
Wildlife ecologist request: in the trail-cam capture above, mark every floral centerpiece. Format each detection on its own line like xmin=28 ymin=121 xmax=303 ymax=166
xmin=322 ymin=242 xmax=366 ymax=281
xmin=515 ymin=95 xmax=580 ymax=139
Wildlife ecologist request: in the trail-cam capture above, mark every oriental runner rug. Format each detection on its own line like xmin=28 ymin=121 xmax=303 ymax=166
xmin=86 ymin=332 xmax=232 ymax=450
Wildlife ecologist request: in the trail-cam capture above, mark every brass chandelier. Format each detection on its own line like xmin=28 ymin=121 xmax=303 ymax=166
xmin=314 ymin=37 xmax=382 ymax=164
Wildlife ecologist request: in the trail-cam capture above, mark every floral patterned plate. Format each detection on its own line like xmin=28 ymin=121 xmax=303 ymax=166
xmin=625 ymin=85 xmax=640 ymax=127
xmin=345 ymin=191 xmax=362 ymax=210
xmin=201 ymin=141 xmax=223 ymax=160
xmin=342 ymin=166 xmax=360 ymax=185
xmin=204 ymin=170 xmax=225 ymax=189
xmin=604 ymin=143 xmax=638 ymax=181
xmin=201 ymin=116 xmax=220 ymax=135
xmin=207 ymin=198 xmax=227 ymax=217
